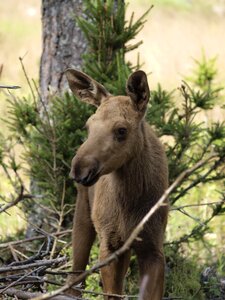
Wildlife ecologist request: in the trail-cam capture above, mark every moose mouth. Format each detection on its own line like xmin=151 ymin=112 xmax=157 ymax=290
xmin=82 ymin=172 xmax=100 ymax=187
xmin=73 ymin=166 xmax=101 ymax=187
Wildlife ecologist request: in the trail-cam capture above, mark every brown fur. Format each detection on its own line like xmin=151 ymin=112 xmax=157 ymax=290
xmin=65 ymin=69 xmax=168 ymax=300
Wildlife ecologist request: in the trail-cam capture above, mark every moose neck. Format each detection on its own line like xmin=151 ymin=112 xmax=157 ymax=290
xmin=112 ymin=121 xmax=152 ymax=202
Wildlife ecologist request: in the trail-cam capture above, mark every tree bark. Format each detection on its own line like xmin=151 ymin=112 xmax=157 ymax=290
xmin=40 ymin=0 xmax=87 ymax=103
xmin=26 ymin=0 xmax=87 ymax=237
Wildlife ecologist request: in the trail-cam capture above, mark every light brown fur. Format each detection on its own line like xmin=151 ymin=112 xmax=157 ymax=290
xmin=65 ymin=69 xmax=168 ymax=300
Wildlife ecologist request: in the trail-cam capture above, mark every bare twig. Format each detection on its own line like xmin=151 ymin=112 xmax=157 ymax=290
xmin=172 ymin=154 xmax=224 ymax=203
xmin=50 ymin=180 xmax=66 ymax=260
xmin=11 ymin=248 xmax=29 ymax=260
xmin=78 ymin=290 xmax=182 ymax=300
xmin=176 ymin=208 xmax=204 ymax=224
xmin=19 ymin=56 xmax=36 ymax=101
xmin=170 ymin=200 xmax=224 ymax=211
xmin=9 ymin=244 xmax=19 ymax=262
xmin=9 ymin=237 xmax=53 ymax=267
xmin=0 ymin=257 xmax=66 ymax=273
xmin=0 ymin=230 xmax=71 ymax=249
xmin=165 ymin=199 xmax=224 ymax=246
xmin=30 ymin=155 xmax=215 ymax=300
xmin=0 ymin=85 xmax=21 ymax=89
xmin=0 ymin=186 xmax=33 ymax=214
xmin=0 ymin=64 xmax=3 ymax=78
xmin=0 ymin=279 xmax=45 ymax=288
xmin=75 ymin=287 xmax=137 ymax=299
xmin=0 ymin=266 xmax=44 ymax=294
xmin=0 ymin=274 xmax=42 ymax=283
xmin=1 ymin=288 xmax=79 ymax=300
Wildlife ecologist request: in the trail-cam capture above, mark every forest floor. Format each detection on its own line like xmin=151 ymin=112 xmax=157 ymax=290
xmin=0 ymin=0 xmax=224 ymax=237
xmin=0 ymin=0 xmax=225 ymax=239
xmin=0 ymin=0 xmax=224 ymax=239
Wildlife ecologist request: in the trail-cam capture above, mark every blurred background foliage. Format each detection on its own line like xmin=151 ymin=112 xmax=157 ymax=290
xmin=0 ymin=0 xmax=225 ymax=299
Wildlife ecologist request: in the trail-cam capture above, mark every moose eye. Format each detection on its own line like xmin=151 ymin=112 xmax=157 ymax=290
xmin=115 ymin=127 xmax=127 ymax=142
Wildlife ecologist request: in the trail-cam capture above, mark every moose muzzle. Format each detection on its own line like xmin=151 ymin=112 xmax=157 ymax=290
xmin=69 ymin=155 xmax=100 ymax=186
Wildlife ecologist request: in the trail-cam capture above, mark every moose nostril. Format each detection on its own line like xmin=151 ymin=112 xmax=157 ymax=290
xmin=69 ymin=160 xmax=82 ymax=181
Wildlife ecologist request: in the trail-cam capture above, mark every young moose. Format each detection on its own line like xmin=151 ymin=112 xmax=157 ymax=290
xmin=65 ymin=69 xmax=168 ymax=300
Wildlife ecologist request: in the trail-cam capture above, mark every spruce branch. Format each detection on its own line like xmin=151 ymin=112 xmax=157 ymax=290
xmin=0 ymin=257 xmax=66 ymax=274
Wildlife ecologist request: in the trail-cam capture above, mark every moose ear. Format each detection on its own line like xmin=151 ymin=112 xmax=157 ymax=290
xmin=126 ymin=70 xmax=150 ymax=113
xmin=65 ymin=69 xmax=110 ymax=107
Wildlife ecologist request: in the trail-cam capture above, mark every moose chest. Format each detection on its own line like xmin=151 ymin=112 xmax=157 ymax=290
xmin=90 ymin=174 xmax=147 ymax=244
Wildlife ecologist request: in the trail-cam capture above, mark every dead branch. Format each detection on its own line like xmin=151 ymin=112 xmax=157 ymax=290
xmin=0 ymin=64 xmax=3 ymax=78
xmin=172 ymin=154 xmax=224 ymax=203
xmin=19 ymin=56 xmax=35 ymax=101
xmin=0 ymin=230 xmax=71 ymax=249
xmin=77 ymin=287 xmax=182 ymax=299
xmin=0 ymin=257 xmax=66 ymax=273
xmin=0 ymin=186 xmax=33 ymax=214
xmin=2 ymin=287 xmax=181 ymax=300
xmin=50 ymin=180 xmax=67 ymax=260
xmin=170 ymin=200 xmax=224 ymax=211
xmin=0 ymin=274 xmax=43 ymax=283
xmin=9 ymin=244 xmax=20 ymax=262
xmin=0 ymin=85 xmax=21 ymax=89
xmin=1 ymin=287 xmax=79 ymax=300
xmin=9 ymin=236 xmax=53 ymax=267
xmin=30 ymin=155 xmax=216 ymax=300
xmin=75 ymin=287 xmax=137 ymax=299
xmin=0 ymin=279 xmax=44 ymax=288
xmin=0 ymin=266 xmax=44 ymax=294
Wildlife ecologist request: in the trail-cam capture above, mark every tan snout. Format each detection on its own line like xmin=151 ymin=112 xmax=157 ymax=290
xmin=70 ymin=154 xmax=100 ymax=187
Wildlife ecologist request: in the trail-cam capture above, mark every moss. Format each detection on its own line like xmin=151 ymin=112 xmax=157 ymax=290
xmin=165 ymin=247 xmax=204 ymax=299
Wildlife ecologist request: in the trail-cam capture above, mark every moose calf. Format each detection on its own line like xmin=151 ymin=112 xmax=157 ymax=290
xmin=65 ymin=69 xmax=168 ymax=300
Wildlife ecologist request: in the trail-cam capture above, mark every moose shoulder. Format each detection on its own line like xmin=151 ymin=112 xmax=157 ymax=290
xmin=65 ymin=69 xmax=168 ymax=300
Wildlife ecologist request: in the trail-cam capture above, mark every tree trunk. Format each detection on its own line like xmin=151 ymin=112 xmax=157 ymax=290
xmin=26 ymin=0 xmax=87 ymax=237
xmin=40 ymin=0 xmax=87 ymax=103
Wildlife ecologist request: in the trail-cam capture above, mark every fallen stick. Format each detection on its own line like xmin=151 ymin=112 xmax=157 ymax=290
xmin=0 ymin=186 xmax=33 ymax=214
xmin=1 ymin=287 xmax=77 ymax=300
xmin=0 ymin=85 xmax=21 ymax=89
xmin=0 ymin=257 xmax=67 ymax=273
xmin=0 ymin=230 xmax=71 ymax=249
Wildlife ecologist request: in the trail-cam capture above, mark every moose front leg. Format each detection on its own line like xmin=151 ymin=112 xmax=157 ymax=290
xmin=136 ymin=249 xmax=165 ymax=300
xmin=99 ymin=243 xmax=131 ymax=300
xmin=67 ymin=185 xmax=96 ymax=296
